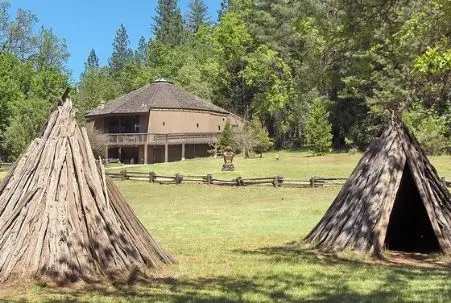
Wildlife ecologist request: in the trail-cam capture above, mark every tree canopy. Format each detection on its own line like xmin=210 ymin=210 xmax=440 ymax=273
xmin=1 ymin=0 xmax=450 ymax=159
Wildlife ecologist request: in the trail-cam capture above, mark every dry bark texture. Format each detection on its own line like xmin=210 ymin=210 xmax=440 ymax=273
xmin=305 ymin=122 xmax=451 ymax=254
xmin=0 ymin=101 xmax=174 ymax=284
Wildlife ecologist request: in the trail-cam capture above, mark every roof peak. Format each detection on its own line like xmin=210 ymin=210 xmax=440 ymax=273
xmin=152 ymin=77 xmax=173 ymax=84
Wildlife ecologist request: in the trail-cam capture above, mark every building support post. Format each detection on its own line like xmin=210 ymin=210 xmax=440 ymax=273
xmin=165 ymin=135 xmax=169 ymax=163
xmin=104 ymin=146 xmax=109 ymax=166
xmin=181 ymin=143 xmax=185 ymax=161
xmin=144 ymin=144 xmax=148 ymax=164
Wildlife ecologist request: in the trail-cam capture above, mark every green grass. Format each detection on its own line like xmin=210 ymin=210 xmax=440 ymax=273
xmin=0 ymin=152 xmax=450 ymax=302
xmin=106 ymin=151 xmax=451 ymax=180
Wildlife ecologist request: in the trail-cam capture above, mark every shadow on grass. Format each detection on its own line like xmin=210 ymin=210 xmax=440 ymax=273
xmin=10 ymin=242 xmax=451 ymax=303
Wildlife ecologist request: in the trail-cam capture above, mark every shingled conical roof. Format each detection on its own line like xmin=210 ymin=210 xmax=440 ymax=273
xmin=305 ymin=121 xmax=451 ymax=255
xmin=86 ymin=79 xmax=229 ymax=117
xmin=0 ymin=99 xmax=174 ymax=284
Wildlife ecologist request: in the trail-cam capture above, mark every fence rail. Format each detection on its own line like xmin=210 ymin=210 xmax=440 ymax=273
xmin=106 ymin=170 xmax=451 ymax=189
xmin=106 ymin=170 xmax=352 ymax=188
xmin=0 ymin=163 xmax=13 ymax=171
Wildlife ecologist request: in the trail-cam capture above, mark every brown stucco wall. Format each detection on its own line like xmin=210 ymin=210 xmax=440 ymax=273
xmin=149 ymin=110 xmax=227 ymax=133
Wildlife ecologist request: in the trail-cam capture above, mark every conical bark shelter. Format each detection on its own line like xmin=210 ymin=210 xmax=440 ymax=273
xmin=305 ymin=122 xmax=451 ymax=254
xmin=0 ymin=100 xmax=174 ymax=284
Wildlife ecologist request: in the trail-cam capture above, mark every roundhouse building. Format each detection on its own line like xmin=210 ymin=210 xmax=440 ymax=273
xmin=86 ymin=79 xmax=242 ymax=164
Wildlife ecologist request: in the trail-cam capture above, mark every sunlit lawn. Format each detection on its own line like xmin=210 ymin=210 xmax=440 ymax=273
xmin=0 ymin=152 xmax=450 ymax=302
xmin=106 ymin=151 xmax=451 ymax=181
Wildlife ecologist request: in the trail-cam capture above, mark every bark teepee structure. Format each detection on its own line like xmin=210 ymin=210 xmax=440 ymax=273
xmin=0 ymin=98 xmax=174 ymax=284
xmin=305 ymin=121 xmax=451 ymax=255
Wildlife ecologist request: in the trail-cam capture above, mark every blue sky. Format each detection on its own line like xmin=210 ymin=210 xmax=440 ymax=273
xmin=9 ymin=1 xmax=221 ymax=82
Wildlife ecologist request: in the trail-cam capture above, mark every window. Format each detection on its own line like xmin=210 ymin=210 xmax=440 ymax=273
xmin=163 ymin=122 xmax=165 ymax=126
xmin=218 ymin=125 xmax=221 ymax=131
xmin=196 ymin=123 xmax=199 ymax=128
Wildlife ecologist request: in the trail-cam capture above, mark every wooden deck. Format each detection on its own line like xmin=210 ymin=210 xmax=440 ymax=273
xmin=106 ymin=132 xmax=219 ymax=146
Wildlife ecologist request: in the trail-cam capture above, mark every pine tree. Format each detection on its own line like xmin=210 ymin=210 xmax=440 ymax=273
xmin=153 ymin=0 xmax=185 ymax=47
xmin=305 ymin=98 xmax=333 ymax=155
xmin=135 ymin=36 xmax=148 ymax=63
xmin=86 ymin=49 xmax=99 ymax=69
xmin=187 ymin=0 xmax=210 ymax=33
xmin=108 ymin=24 xmax=133 ymax=76
xmin=251 ymin=116 xmax=273 ymax=158
xmin=217 ymin=0 xmax=230 ymax=20
xmin=219 ymin=120 xmax=235 ymax=148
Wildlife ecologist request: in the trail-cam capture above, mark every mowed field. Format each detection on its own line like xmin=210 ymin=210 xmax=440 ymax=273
xmin=0 ymin=152 xmax=450 ymax=302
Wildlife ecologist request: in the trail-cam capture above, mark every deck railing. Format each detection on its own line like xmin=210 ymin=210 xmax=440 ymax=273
xmin=106 ymin=132 xmax=220 ymax=146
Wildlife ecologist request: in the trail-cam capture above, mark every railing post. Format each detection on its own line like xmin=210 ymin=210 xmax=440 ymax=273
xmin=149 ymin=171 xmax=156 ymax=183
xmin=273 ymin=176 xmax=278 ymax=188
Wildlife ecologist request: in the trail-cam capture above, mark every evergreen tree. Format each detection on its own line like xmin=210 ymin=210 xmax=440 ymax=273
xmin=305 ymin=98 xmax=333 ymax=155
xmin=217 ymin=0 xmax=230 ymax=20
xmin=251 ymin=116 xmax=273 ymax=157
xmin=135 ymin=36 xmax=148 ymax=63
xmin=219 ymin=120 xmax=235 ymax=148
xmin=153 ymin=0 xmax=185 ymax=47
xmin=108 ymin=24 xmax=133 ymax=76
xmin=187 ymin=0 xmax=210 ymax=33
xmin=86 ymin=49 xmax=99 ymax=69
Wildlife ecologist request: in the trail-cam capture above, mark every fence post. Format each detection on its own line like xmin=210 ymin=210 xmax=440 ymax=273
xmin=278 ymin=176 xmax=284 ymax=187
xmin=149 ymin=171 xmax=156 ymax=183
xmin=310 ymin=176 xmax=315 ymax=188
xmin=206 ymin=174 xmax=212 ymax=185
xmin=175 ymin=173 xmax=183 ymax=184
xmin=120 ymin=169 xmax=127 ymax=181
xmin=273 ymin=176 xmax=278 ymax=188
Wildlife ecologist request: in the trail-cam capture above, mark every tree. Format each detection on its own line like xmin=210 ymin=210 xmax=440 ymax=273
xmin=251 ymin=116 xmax=273 ymax=157
xmin=35 ymin=27 xmax=69 ymax=71
xmin=75 ymin=67 xmax=122 ymax=123
xmin=86 ymin=49 xmax=99 ymax=70
xmin=305 ymin=98 xmax=333 ymax=154
xmin=241 ymin=45 xmax=292 ymax=115
xmin=219 ymin=120 xmax=235 ymax=148
xmin=108 ymin=24 xmax=133 ymax=76
xmin=135 ymin=36 xmax=148 ymax=63
xmin=217 ymin=0 xmax=230 ymax=20
xmin=0 ymin=2 xmax=39 ymax=60
xmin=153 ymin=0 xmax=185 ymax=47
xmin=186 ymin=0 xmax=210 ymax=33
xmin=403 ymin=103 xmax=449 ymax=155
xmin=3 ymin=97 xmax=50 ymax=160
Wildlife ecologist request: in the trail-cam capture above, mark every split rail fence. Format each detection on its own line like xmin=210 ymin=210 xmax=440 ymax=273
xmin=106 ymin=170 xmax=451 ymax=188
xmin=106 ymin=170 xmax=352 ymax=188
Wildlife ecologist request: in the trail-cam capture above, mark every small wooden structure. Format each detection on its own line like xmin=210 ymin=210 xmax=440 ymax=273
xmin=305 ymin=121 xmax=451 ymax=255
xmin=0 ymin=98 xmax=174 ymax=284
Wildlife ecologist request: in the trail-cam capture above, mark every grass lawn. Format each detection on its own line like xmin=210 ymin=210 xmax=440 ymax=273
xmin=0 ymin=152 xmax=450 ymax=302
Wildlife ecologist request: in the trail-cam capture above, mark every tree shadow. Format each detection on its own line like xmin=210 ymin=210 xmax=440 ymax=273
xmin=12 ymin=241 xmax=450 ymax=302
